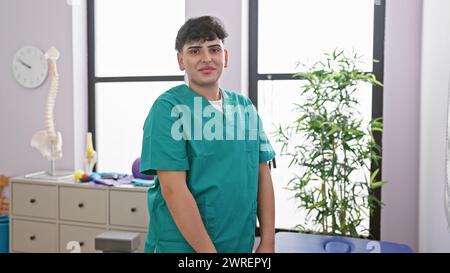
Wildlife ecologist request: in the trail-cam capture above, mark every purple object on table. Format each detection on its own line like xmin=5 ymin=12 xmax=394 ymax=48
xmin=89 ymin=174 xmax=134 ymax=187
xmin=132 ymin=158 xmax=154 ymax=180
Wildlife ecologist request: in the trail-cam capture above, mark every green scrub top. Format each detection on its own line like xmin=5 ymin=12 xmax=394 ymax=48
xmin=140 ymin=84 xmax=275 ymax=253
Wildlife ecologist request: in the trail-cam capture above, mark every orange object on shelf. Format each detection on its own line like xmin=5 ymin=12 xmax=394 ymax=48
xmin=0 ymin=175 xmax=9 ymax=216
xmin=0 ymin=175 xmax=8 ymax=187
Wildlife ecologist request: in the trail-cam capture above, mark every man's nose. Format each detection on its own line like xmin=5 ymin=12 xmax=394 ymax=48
xmin=201 ymin=51 xmax=212 ymax=63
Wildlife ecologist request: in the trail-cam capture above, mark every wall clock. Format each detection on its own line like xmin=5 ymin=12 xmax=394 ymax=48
xmin=12 ymin=46 xmax=48 ymax=88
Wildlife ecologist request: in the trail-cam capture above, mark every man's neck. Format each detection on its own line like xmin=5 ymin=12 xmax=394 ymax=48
xmin=188 ymin=81 xmax=221 ymax=101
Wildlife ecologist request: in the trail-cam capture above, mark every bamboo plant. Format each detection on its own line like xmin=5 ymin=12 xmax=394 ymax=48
xmin=275 ymin=50 xmax=384 ymax=238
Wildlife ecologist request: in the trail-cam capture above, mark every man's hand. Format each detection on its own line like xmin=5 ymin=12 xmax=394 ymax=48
xmin=256 ymin=162 xmax=275 ymax=253
xmin=255 ymin=241 xmax=274 ymax=253
xmin=158 ymin=170 xmax=217 ymax=253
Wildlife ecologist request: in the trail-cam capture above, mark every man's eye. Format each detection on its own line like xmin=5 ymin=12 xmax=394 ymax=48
xmin=189 ymin=49 xmax=200 ymax=55
xmin=210 ymin=47 xmax=221 ymax=53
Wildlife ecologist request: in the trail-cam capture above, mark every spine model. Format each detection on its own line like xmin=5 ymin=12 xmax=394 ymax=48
xmin=30 ymin=47 xmax=63 ymax=160
xmin=45 ymin=48 xmax=59 ymax=141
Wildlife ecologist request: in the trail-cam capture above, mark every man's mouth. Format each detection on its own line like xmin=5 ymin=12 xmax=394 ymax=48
xmin=199 ymin=66 xmax=216 ymax=73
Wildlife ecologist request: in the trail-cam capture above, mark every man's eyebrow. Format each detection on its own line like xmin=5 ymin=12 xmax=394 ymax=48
xmin=186 ymin=44 xmax=221 ymax=50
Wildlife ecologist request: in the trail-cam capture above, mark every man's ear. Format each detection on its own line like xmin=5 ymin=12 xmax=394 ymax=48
xmin=177 ymin=52 xmax=185 ymax=71
xmin=224 ymin=49 xmax=229 ymax=68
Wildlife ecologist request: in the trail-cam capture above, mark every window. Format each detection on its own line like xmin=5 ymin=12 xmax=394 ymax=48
xmin=250 ymin=0 xmax=385 ymax=238
xmin=88 ymin=0 xmax=185 ymax=173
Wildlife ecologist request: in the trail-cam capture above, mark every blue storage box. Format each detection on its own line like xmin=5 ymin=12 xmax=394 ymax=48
xmin=0 ymin=216 xmax=9 ymax=253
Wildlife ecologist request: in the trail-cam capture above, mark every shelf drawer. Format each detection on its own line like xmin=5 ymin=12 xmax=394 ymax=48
xmin=60 ymin=224 xmax=106 ymax=253
xmin=12 ymin=183 xmax=57 ymax=219
xmin=12 ymin=219 xmax=57 ymax=252
xmin=110 ymin=190 xmax=149 ymax=228
xmin=59 ymin=187 xmax=107 ymax=224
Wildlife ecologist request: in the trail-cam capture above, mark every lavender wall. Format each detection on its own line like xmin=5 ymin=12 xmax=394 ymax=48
xmin=381 ymin=0 xmax=422 ymax=251
xmin=0 ymin=0 xmax=75 ymax=177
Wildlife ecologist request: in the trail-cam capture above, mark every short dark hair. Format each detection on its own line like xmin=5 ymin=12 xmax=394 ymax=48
xmin=175 ymin=16 xmax=228 ymax=52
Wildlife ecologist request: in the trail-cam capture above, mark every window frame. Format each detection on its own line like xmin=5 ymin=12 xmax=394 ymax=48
xmin=87 ymin=0 xmax=385 ymax=240
xmin=87 ymin=0 xmax=185 ymax=171
xmin=249 ymin=0 xmax=385 ymax=239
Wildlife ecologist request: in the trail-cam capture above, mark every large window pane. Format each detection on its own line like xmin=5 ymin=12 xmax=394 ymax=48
xmin=95 ymin=0 xmax=185 ymax=76
xmin=95 ymin=81 xmax=184 ymax=173
xmin=258 ymin=80 xmax=305 ymax=230
xmin=258 ymin=0 xmax=374 ymax=73
xmin=258 ymin=80 xmax=371 ymax=233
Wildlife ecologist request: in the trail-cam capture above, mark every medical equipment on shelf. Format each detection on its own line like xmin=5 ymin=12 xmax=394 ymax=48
xmin=131 ymin=178 xmax=155 ymax=188
xmin=132 ymin=157 xmax=154 ymax=180
xmin=84 ymin=132 xmax=97 ymax=174
xmin=28 ymin=47 xmax=71 ymax=180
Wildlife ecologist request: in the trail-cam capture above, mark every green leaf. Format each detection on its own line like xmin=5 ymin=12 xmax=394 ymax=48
xmin=370 ymin=181 xmax=385 ymax=189
xmin=296 ymin=114 xmax=308 ymax=123
xmin=306 ymin=200 xmax=327 ymax=210
xmin=326 ymin=126 xmax=340 ymax=137
xmin=370 ymin=168 xmax=380 ymax=183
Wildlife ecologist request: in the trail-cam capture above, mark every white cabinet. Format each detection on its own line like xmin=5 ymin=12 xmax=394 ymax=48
xmin=12 ymin=183 xmax=57 ymax=219
xmin=12 ymin=219 xmax=57 ymax=252
xmin=59 ymin=224 xmax=104 ymax=253
xmin=9 ymin=176 xmax=149 ymax=253
xmin=59 ymin=187 xmax=107 ymax=224
xmin=110 ymin=190 xmax=148 ymax=229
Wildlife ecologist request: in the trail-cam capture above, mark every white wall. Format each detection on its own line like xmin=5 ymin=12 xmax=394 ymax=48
xmin=381 ymin=0 xmax=422 ymax=251
xmin=419 ymin=0 xmax=450 ymax=252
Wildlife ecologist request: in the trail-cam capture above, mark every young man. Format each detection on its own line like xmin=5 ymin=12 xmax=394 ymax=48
xmin=140 ymin=16 xmax=276 ymax=253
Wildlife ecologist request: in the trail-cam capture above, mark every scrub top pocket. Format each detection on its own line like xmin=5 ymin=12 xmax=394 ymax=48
xmin=196 ymin=197 xmax=217 ymax=238
xmin=246 ymin=139 xmax=259 ymax=169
